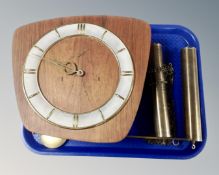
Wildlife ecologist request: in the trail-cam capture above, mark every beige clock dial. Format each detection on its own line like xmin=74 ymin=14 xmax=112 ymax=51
xmin=22 ymin=23 xmax=134 ymax=129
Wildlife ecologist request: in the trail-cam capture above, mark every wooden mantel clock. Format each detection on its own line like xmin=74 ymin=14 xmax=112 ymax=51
xmin=13 ymin=16 xmax=151 ymax=148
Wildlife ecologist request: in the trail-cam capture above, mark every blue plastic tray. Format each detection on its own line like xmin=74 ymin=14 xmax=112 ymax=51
xmin=22 ymin=25 xmax=207 ymax=159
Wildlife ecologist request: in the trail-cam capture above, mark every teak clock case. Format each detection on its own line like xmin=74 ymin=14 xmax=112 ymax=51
xmin=13 ymin=16 xmax=151 ymax=143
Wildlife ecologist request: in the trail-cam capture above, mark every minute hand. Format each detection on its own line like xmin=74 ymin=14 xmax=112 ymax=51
xmin=43 ymin=58 xmax=73 ymax=70
xmin=43 ymin=58 xmax=84 ymax=76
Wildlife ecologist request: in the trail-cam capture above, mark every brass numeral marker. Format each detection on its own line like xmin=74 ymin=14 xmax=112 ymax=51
xmin=101 ymin=30 xmax=107 ymax=40
xmin=24 ymin=69 xmax=36 ymax=74
xmin=28 ymin=53 xmax=41 ymax=58
xmin=99 ymin=109 xmax=105 ymax=120
xmin=46 ymin=108 xmax=55 ymax=119
xmin=34 ymin=45 xmax=44 ymax=53
xmin=28 ymin=92 xmax=40 ymax=99
xmin=55 ymin=28 xmax=61 ymax=38
xmin=121 ymin=71 xmax=133 ymax=76
xmin=73 ymin=114 xmax=79 ymax=128
xmin=117 ymin=48 xmax=126 ymax=53
xmin=77 ymin=23 xmax=85 ymax=34
xmin=115 ymin=93 xmax=125 ymax=100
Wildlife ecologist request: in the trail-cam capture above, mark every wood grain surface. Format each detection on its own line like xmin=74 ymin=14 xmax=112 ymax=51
xmin=39 ymin=36 xmax=119 ymax=114
xmin=13 ymin=16 xmax=151 ymax=143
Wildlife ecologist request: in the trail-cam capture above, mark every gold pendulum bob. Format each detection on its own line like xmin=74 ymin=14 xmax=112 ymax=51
xmin=40 ymin=135 xmax=66 ymax=149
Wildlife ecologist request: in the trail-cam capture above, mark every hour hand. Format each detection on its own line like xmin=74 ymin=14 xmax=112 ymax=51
xmin=43 ymin=58 xmax=84 ymax=76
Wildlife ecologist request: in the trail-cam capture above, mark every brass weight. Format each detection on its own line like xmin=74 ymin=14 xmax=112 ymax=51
xmin=181 ymin=47 xmax=202 ymax=148
xmin=151 ymin=43 xmax=172 ymax=138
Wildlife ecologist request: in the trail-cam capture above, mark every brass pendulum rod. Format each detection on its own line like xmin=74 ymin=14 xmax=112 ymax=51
xmin=127 ymin=135 xmax=190 ymax=146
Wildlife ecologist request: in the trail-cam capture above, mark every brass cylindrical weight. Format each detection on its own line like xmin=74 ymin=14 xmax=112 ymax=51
xmin=181 ymin=47 xmax=202 ymax=143
xmin=152 ymin=43 xmax=171 ymax=138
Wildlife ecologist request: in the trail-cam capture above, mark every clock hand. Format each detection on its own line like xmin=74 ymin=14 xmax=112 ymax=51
xmin=43 ymin=50 xmax=88 ymax=75
xmin=43 ymin=58 xmax=84 ymax=76
xmin=68 ymin=49 xmax=88 ymax=60
xmin=65 ymin=62 xmax=85 ymax=76
xmin=43 ymin=58 xmax=69 ymax=69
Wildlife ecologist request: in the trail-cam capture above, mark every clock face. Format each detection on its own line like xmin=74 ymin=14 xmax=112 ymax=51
xmin=23 ymin=23 xmax=134 ymax=129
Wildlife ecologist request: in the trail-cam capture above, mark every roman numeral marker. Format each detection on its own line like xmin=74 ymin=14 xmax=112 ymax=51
xmin=77 ymin=23 xmax=85 ymax=33
xmin=46 ymin=108 xmax=55 ymax=119
xmin=115 ymin=93 xmax=125 ymax=100
xmin=73 ymin=114 xmax=79 ymax=128
xmin=101 ymin=30 xmax=107 ymax=40
xmin=117 ymin=48 xmax=126 ymax=53
xmin=28 ymin=92 xmax=40 ymax=99
xmin=34 ymin=45 xmax=44 ymax=53
xmin=24 ymin=69 xmax=36 ymax=74
xmin=54 ymin=28 xmax=61 ymax=38
xmin=121 ymin=71 xmax=133 ymax=76
xmin=28 ymin=52 xmax=41 ymax=58
xmin=99 ymin=109 xmax=105 ymax=120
